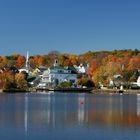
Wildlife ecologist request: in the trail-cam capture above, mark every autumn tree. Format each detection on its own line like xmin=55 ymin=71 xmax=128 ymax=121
xmin=127 ymin=56 xmax=140 ymax=70
xmin=77 ymin=74 xmax=95 ymax=87
xmin=37 ymin=56 xmax=46 ymax=66
xmin=0 ymin=57 xmax=8 ymax=68
xmin=93 ymin=61 xmax=122 ymax=86
xmin=16 ymin=56 xmax=26 ymax=68
xmin=0 ymin=69 xmax=28 ymax=90
xmin=15 ymin=73 xmax=28 ymax=90
xmin=88 ymin=59 xmax=98 ymax=77
xmin=1 ymin=71 xmax=16 ymax=90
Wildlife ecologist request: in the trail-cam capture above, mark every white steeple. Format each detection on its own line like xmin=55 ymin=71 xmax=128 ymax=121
xmin=25 ymin=51 xmax=29 ymax=69
xmin=19 ymin=51 xmax=30 ymax=73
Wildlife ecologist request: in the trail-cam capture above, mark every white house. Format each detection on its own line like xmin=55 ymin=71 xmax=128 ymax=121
xmin=74 ymin=64 xmax=89 ymax=74
xmin=137 ymin=76 xmax=140 ymax=87
xmin=131 ymin=76 xmax=140 ymax=88
xmin=37 ymin=59 xmax=78 ymax=88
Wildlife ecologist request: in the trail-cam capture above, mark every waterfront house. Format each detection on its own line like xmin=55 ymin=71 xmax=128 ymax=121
xmin=37 ymin=59 xmax=78 ymax=88
xmin=131 ymin=76 xmax=140 ymax=89
xmin=37 ymin=59 xmax=90 ymax=88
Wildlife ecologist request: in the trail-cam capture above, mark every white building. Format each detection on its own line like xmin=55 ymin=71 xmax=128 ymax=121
xmin=131 ymin=76 xmax=140 ymax=88
xmin=37 ymin=59 xmax=78 ymax=88
xmin=137 ymin=76 xmax=140 ymax=87
xmin=74 ymin=64 xmax=89 ymax=74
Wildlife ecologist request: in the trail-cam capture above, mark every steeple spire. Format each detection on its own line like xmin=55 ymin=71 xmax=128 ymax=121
xmin=25 ymin=51 xmax=29 ymax=70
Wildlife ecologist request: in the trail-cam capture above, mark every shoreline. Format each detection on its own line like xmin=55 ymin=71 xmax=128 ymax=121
xmin=1 ymin=88 xmax=140 ymax=94
xmin=35 ymin=87 xmax=93 ymax=92
xmin=92 ymin=89 xmax=140 ymax=94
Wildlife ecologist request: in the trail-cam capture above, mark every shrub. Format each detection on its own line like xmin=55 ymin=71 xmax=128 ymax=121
xmin=59 ymin=81 xmax=72 ymax=88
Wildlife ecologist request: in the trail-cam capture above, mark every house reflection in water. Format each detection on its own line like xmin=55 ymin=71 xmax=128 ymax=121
xmin=23 ymin=93 xmax=88 ymax=132
xmin=23 ymin=94 xmax=140 ymax=131
xmin=78 ymin=94 xmax=86 ymax=124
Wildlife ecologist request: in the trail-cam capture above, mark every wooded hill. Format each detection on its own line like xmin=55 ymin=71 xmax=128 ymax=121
xmin=0 ymin=49 xmax=140 ymax=87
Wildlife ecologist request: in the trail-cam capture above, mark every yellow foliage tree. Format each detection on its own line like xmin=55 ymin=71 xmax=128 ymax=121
xmin=15 ymin=73 xmax=28 ymax=90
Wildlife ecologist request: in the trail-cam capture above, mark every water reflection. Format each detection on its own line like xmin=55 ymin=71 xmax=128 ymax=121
xmin=24 ymin=93 xmax=28 ymax=136
xmin=0 ymin=93 xmax=140 ymax=139
xmin=137 ymin=94 xmax=140 ymax=116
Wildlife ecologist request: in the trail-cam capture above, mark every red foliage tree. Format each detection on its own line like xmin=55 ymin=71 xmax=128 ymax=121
xmin=88 ymin=59 xmax=98 ymax=77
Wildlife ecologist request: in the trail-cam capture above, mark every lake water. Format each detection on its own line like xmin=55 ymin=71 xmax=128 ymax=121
xmin=0 ymin=92 xmax=140 ymax=140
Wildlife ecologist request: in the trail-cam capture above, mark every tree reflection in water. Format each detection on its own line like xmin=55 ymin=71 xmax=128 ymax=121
xmin=0 ymin=93 xmax=140 ymax=139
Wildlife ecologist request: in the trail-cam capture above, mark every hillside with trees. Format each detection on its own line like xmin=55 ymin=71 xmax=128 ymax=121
xmin=0 ymin=49 xmax=140 ymax=90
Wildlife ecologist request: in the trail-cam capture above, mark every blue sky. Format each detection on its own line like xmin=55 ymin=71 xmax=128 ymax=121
xmin=0 ymin=0 xmax=140 ymax=56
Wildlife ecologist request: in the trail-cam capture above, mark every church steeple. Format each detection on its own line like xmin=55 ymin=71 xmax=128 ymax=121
xmin=25 ymin=51 xmax=30 ymax=72
xmin=19 ymin=51 xmax=30 ymax=74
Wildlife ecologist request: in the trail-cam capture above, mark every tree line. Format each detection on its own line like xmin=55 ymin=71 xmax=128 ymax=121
xmin=0 ymin=49 xmax=140 ymax=89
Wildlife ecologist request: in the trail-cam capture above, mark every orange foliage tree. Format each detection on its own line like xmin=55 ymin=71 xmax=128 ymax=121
xmin=127 ymin=56 xmax=140 ymax=70
xmin=16 ymin=56 xmax=26 ymax=68
xmin=88 ymin=59 xmax=98 ymax=77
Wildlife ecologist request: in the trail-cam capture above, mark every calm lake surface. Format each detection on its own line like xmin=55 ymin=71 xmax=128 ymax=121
xmin=0 ymin=92 xmax=140 ymax=140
